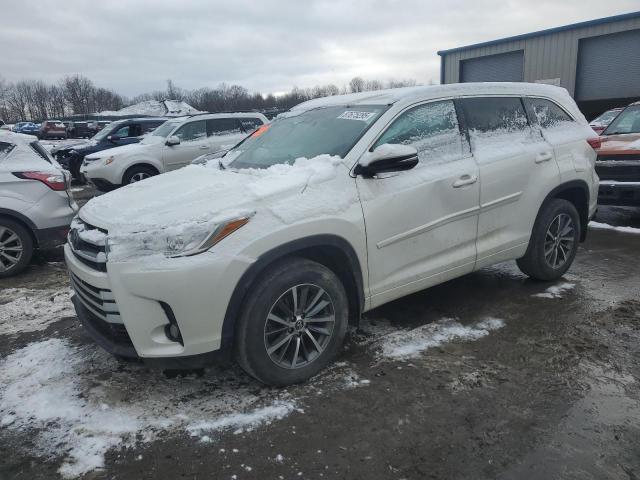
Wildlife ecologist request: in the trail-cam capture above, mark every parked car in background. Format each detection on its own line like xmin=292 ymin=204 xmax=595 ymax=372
xmin=14 ymin=122 xmax=41 ymax=136
xmin=66 ymin=121 xmax=92 ymax=138
xmin=87 ymin=120 xmax=112 ymax=137
xmin=53 ymin=117 xmax=167 ymax=181
xmin=66 ymin=83 xmax=597 ymax=385
xmin=81 ymin=113 xmax=267 ymax=191
xmin=0 ymin=130 xmax=77 ymax=277
xmin=590 ymin=107 xmax=623 ymax=134
xmin=595 ymin=101 xmax=640 ymax=206
xmin=0 ymin=124 xmax=12 ymax=131
xmin=39 ymin=120 xmax=67 ymax=139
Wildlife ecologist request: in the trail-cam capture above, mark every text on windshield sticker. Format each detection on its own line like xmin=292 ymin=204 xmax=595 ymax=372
xmin=337 ymin=111 xmax=376 ymax=121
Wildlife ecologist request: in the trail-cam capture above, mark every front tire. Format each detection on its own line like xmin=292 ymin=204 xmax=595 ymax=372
xmin=517 ymin=199 xmax=580 ymax=281
xmin=122 ymin=165 xmax=158 ymax=185
xmin=235 ymin=257 xmax=349 ymax=386
xmin=0 ymin=219 xmax=34 ymax=278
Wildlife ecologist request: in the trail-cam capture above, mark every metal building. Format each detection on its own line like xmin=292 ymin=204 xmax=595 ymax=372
xmin=438 ymin=11 xmax=640 ymax=118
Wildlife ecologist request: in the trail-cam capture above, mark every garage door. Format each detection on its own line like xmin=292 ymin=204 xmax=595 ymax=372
xmin=460 ymin=50 xmax=524 ymax=83
xmin=576 ymin=29 xmax=640 ymax=101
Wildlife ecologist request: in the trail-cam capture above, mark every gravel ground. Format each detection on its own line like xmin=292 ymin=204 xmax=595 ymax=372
xmin=1 ymin=193 xmax=639 ymax=480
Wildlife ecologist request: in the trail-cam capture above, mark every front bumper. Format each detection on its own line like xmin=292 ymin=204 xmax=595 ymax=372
xmin=598 ymin=180 xmax=640 ymax=206
xmin=64 ymin=243 xmax=254 ymax=361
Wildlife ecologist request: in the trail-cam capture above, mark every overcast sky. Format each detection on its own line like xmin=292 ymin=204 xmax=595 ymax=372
xmin=0 ymin=0 xmax=637 ymax=97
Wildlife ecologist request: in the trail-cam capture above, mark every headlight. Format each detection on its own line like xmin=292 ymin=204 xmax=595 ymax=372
xmin=105 ymin=214 xmax=253 ymax=262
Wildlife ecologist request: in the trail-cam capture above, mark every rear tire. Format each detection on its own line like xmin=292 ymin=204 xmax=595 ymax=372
xmin=122 ymin=165 xmax=158 ymax=185
xmin=235 ymin=257 xmax=349 ymax=386
xmin=0 ymin=219 xmax=34 ymax=278
xmin=517 ymin=199 xmax=580 ymax=281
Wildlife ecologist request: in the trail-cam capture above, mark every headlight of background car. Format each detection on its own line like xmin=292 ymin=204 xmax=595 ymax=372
xmin=105 ymin=214 xmax=253 ymax=262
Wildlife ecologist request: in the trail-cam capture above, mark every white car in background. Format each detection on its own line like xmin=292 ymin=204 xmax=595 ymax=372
xmin=66 ymin=83 xmax=598 ymax=386
xmin=80 ymin=113 xmax=268 ymax=191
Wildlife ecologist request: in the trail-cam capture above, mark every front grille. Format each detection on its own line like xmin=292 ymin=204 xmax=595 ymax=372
xmin=595 ymin=155 xmax=640 ymax=182
xmin=69 ymin=271 xmax=133 ymax=348
xmin=68 ymin=218 xmax=108 ymax=272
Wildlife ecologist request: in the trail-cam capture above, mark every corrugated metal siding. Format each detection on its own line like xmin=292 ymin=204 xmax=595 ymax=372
xmin=575 ymin=29 xmax=640 ymax=101
xmin=441 ymin=16 xmax=640 ymax=98
xmin=460 ymin=50 xmax=524 ymax=82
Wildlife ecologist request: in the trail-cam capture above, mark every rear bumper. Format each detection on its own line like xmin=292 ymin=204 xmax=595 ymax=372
xmin=598 ymin=180 xmax=640 ymax=206
xmin=35 ymin=225 xmax=71 ymax=249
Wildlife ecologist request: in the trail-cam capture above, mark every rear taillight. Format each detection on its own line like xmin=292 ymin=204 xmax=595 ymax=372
xmin=13 ymin=171 xmax=66 ymax=191
xmin=587 ymin=137 xmax=602 ymax=150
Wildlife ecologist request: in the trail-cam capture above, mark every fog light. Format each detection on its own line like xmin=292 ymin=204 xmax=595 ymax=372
xmin=160 ymin=301 xmax=183 ymax=345
xmin=166 ymin=323 xmax=182 ymax=342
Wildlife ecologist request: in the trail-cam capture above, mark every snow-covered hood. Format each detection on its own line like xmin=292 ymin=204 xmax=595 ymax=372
xmin=80 ymin=155 xmax=348 ymax=234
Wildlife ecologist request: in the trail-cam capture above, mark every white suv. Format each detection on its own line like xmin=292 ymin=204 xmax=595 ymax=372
xmin=65 ymin=83 xmax=598 ymax=385
xmin=80 ymin=113 xmax=268 ymax=191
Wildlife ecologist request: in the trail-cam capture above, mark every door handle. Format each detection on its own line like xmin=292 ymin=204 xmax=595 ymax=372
xmin=453 ymin=174 xmax=478 ymax=188
xmin=535 ymin=152 xmax=553 ymax=163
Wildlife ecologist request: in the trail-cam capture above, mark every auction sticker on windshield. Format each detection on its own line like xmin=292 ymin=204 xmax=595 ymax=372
xmin=337 ymin=111 xmax=376 ymax=121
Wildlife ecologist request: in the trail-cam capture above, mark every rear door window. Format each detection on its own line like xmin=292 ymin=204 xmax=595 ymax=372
xmin=461 ymin=97 xmax=529 ymax=133
xmin=207 ymin=118 xmax=242 ymax=137
xmin=373 ymin=100 xmax=469 ymax=164
xmin=524 ymin=97 xmax=575 ymax=129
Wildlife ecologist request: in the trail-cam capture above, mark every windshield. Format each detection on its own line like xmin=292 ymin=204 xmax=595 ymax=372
xmin=592 ymin=109 xmax=620 ymax=125
xmin=603 ymin=105 xmax=640 ymax=135
xmin=229 ymin=105 xmax=387 ymax=169
xmin=92 ymin=120 xmax=124 ymax=141
xmin=151 ymin=120 xmax=181 ymax=138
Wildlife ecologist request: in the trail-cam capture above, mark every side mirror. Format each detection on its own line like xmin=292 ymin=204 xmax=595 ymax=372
xmin=355 ymin=144 xmax=419 ymax=178
xmin=107 ymin=135 xmax=119 ymax=142
xmin=166 ymin=135 xmax=180 ymax=146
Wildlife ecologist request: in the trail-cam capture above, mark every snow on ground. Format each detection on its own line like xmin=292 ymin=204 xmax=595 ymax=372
xmin=0 ymin=288 xmax=74 ymax=335
xmin=589 ymin=221 xmax=640 ymax=235
xmin=532 ymin=282 xmax=575 ymax=299
xmin=369 ymin=317 xmax=505 ymax=361
xmin=0 ymin=338 xmax=297 ymax=478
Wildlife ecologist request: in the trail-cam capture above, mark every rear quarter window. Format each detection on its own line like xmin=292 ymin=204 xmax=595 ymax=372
xmin=30 ymin=141 xmax=53 ymax=163
xmin=524 ymin=97 xmax=575 ymax=129
xmin=0 ymin=141 xmax=16 ymax=160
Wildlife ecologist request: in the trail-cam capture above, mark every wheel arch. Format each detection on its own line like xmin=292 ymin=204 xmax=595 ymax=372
xmin=220 ymin=234 xmax=365 ymax=352
xmin=0 ymin=209 xmax=38 ymax=247
xmin=542 ymin=180 xmax=590 ymax=241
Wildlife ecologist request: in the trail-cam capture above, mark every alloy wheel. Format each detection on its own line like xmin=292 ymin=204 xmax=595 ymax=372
xmin=0 ymin=226 xmax=23 ymax=273
xmin=264 ymin=283 xmax=335 ymax=369
xmin=130 ymin=172 xmax=150 ymax=183
xmin=544 ymin=213 xmax=575 ymax=269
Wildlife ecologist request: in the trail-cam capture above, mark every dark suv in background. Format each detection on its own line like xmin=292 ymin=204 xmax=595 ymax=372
xmin=52 ymin=117 xmax=166 ymax=181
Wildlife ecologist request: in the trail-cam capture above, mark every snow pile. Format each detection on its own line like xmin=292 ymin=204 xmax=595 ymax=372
xmin=0 ymin=338 xmax=296 ymax=478
xmin=375 ymin=317 xmax=505 ymax=360
xmin=589 ymin=221 xmax=640 ymax=235
xmin=532 ymin=282 xmax=575 ymax=299
xmin=0 ymin=288 xmax=74 ymax=336
xmin=96 ymin=100 xmax=200 ymax=117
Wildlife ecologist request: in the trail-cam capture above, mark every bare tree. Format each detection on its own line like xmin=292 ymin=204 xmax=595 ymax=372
xmin=349 ymin=77 xmax=366 ymax=93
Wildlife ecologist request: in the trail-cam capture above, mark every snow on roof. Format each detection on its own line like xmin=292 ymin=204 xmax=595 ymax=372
xmin=292 ymin=82 xmax=571 ymax=109
xmin=0 ymin=129 xmax=39 ymax=146
xmin=96 ymin=99 xmax=201 ymax=117
xmin=291 ymin=82 xmax=585 ymax=123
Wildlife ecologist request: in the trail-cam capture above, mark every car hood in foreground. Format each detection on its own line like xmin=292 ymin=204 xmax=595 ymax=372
xmin=79 ymin=155 xmax=349 ymax=234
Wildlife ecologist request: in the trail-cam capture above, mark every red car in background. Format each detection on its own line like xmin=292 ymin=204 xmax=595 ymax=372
xmin=39 ymin=120 xmax=68 ymax=139
xmin=589 ymin=107 xmax=623 ymax=135
xmin=595 ymin=101 xmax=640 ymax=206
